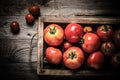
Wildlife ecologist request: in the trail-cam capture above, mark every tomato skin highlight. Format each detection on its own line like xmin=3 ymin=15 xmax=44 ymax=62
xmin=65 ymin=23 xmax=84 ymax=43
xmin=82 ymin=33 xmax=100 ymax=53
xmin=45 ymin=47 xmax=62 ymax=65
xmin=44 ymin=24 xmax=64 ymax=46
xmin=63 ymin=47 xmax=84 ymax=69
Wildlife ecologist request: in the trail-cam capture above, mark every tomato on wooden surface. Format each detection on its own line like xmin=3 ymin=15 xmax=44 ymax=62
xmin=64 ymin=23 xmax=84 ymax=43
xmin=28 ymin=5 xmax=40 ymax=16
xmin=101 ymin=42 xmax=115 ymax=57
xmin=10 ymin=21 xmax=20 ymax=34
xmin=25 ymin=13 xmax=34 ymax=24
xmin=44 ymin=24 xmax=64 ymax=46
xmin=87 ymin=51 xmax=104 ymax=70
xmin=45 ymin=47 xmax=62 ymax=65
xmin=97 ymin=25 xmax=113 ymax=41
xmin=63 ymin=47 xmax=84 ymax=69
xmin=81 ymin=33 xmax=100 ymax=53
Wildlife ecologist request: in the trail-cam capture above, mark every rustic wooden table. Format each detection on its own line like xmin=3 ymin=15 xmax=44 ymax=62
xmin=0 ymin=0 xmax=120 ymax=80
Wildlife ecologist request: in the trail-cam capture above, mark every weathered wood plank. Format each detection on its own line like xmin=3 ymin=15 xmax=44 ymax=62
xmin=0 ymin=62 xmax=38 ymax=80
xmin=0 ymin=0 xmax=120 ymax=16
xmin=41 ymin=0 xmax=120 ymax=16
xmin=37 ymin=17 xmax=44 ymax=74
xmin=0 ymin=39 xmax=37 ymax=62
xmin=41 ymin=16 xmax=120 ymax=24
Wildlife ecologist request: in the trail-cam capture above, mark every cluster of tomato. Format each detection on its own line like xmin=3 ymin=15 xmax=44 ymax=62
xmin=43 ymin=23 xmax=120 ymax=70
xmin=10 ymin=5 xmax=40 ymax=34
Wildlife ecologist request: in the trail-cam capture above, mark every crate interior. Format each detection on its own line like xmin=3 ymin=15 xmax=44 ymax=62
xmin=41 ymin=21 xmax=120 ymax=73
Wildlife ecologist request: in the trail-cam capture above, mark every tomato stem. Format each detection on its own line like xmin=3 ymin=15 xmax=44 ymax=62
xmin=79 ymin=38 xmax=84 ymax=45
xmin=68 ymin=52 xmax=77 ymax=60
xmin=102 ymin=25 xmax=110 ymax=31
xmin=103 ymin=43 xmax=109 ymax=54
xmin=49 ymin=26 xmax=56 ymax=34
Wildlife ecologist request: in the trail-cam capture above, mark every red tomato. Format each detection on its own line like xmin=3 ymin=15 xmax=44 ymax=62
xmin=81 ymin=33 xmax=100 ymax=53
xmin=113 ymin=28 xmax=120 ymax=48
xmin=65 ymin=23 xmax=84 ymax=43
xmin=45 ymin=47 xmax=62 ymax=65
xmin=83 ymin=26 xmax=93 ymax=33
xmin=87 ymin=51 xmax=104 ymax=70
xmin=63 ymin=42 xmax=72 ymax=50
xmin=44 ymin=24 xmax=64 ymax=46
xmin=28 ymin=5 xmax=40 ymax=16
xmin=97 ymin=25 xmax=113 ymax=41
xmin=101 ymin=42 xmax=115 ymax=56
xmin=10 ymin=21 xmax=20 ymax=34
xmin=25 ymin=13 xmax=34 ymax=24
xmin=63 ymin=47 xmax=84 ymax=69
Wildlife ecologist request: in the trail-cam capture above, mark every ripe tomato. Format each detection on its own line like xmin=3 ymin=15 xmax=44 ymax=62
xmin=25 ymin=13 xmax=34 ymax=24
xmin=113 ymin=28 xmax=120 ymax=48
xmin=10 ymin=21 xmax=20 ymax=34
xmin=87 ymin=51 xmax=104 ymax=70
xmin=28 ymin=5 xmax=40 ymax=16
xmin=65 ymin=23 xmax=84 ymax=43
xmin=97 ymin=25 xmax=113 ymax=41
xmin=101 ymin=42 xmax=115 ymax=56
xmin=63 ymin=47 xmax=84 ymax=69
xmin=83 ymin=26 xmax=93 ymax=33
xmin=44 ymin=24 xmax=64 ymax=46
xmin=45 ymin=47 xmax=62 ymax=65
xmin=63 ymin=42 xmax=72 ymax=50
xmin=81 ymin=33 xmax=100 ymax=53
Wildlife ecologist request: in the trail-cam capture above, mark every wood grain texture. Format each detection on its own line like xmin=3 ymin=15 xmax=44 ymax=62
xmin=41 ymin=0 xmax=120 ymax=16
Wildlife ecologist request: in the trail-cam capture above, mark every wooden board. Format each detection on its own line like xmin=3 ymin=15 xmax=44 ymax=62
xmin=37 ymin=16 xmax=120 ymax=76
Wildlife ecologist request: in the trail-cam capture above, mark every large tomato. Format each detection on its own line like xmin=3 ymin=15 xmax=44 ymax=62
xmin=113 ymin=28 xmax=120 ymax=48
xmin=81 ymin=33 xmax=100 ymax=53
xmin=97 ymin=25 xmax=113 ymax=41
xmin=63 ymin=47 xmax=84 ymax=69
xmin=44 ymin=24 xmax=64 ymax=46
xmin=45 ymin=47 xmax=62 ymax=65
xmin=64 ymin=23 xmax=84 ymax=43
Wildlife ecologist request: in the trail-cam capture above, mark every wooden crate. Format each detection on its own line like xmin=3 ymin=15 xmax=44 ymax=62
xmin=37 ymin=16 xmax=120 ymax=76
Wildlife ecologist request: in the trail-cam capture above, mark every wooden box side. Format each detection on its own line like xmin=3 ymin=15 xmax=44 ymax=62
xmin=37 ymin=17 xmax=44 ymax=74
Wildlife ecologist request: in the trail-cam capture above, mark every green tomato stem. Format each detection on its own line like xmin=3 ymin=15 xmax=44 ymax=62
xmin=68 ymin=51 xmax=77 ymax=60
xmin=101 ymin=25 xmax=110 ymax=31
xmin=49 ymin=26 xmax=56 ymax=34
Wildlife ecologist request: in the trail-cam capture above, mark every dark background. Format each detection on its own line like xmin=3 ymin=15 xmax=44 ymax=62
xmin=0 ymin=0 xmax=120 ymax=80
